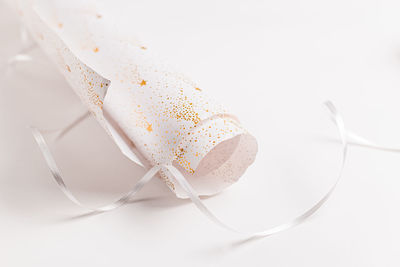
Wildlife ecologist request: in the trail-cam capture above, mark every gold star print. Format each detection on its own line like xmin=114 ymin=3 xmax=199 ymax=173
xmin=140 ymin=80 xmax=147 ymax=86
xmin=146 ymin=123 xmax=153 ymax=132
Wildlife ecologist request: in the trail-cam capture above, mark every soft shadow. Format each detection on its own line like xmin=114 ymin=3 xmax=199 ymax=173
xmin=191 ymin=213 xmax=318 ymax=261
xmin=229 ymin=235 xmax=267 ymax=249
xmin=190 ymin=234 xmax=272 ymax=263
xmin=55 ymin=196 xmax=166 ymax=223
xmin=315 ymin=134 xmax=400 ymax=153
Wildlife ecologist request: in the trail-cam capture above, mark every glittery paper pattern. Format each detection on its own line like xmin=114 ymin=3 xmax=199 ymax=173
xmin=19 ymin=0 xmax=258 ymax=198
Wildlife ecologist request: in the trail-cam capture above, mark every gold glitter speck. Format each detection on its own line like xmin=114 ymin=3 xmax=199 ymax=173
xmin=146 ymin=123 xmax=153 ymax=132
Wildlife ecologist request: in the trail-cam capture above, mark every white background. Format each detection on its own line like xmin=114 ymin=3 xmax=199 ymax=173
xmin=1 ymin=0 xmax=400 ymax=266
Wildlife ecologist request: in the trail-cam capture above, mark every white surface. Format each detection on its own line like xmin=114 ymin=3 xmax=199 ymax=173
xmin=1 ymin=0 xmax=400 ymax=266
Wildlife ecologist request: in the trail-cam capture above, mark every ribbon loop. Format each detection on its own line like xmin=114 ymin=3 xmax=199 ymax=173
xmin=31 ymin=101 xmax=349 ymax=237
xmin=31 ymin=127 xmax=162 ymax=212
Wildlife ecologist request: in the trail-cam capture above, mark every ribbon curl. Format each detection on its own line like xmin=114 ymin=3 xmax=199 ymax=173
xmin=31 ymin=101 xmax=349 ymax=237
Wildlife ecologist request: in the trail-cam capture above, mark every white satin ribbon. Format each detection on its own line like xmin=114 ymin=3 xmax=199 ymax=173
xmin=164 ymin=101 xmax=348 ymax=236
xmin=31 ymin=127 xmax=162 ymax=212
xmin=346 ymin=132 xmax=400 ymax=152
xmin=1 ymin=43 xmax=36 ymax=76
xmin=30 ymin=101 xmax=351 ymax=237
xmin=1 ymin=26 xmax=36 ymax=75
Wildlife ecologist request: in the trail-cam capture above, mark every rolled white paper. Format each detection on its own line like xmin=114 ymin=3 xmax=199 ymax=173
xmin=13 ymin=0 xmax=258 ymax=198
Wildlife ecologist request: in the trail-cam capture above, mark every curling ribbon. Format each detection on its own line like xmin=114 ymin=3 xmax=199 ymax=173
xmin=31 ymin=101 xmax=348 ymax=237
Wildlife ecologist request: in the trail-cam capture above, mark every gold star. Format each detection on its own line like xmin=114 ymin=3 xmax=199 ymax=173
xmin=146 ymin=123 xmax=153 ymax=132
xmin=140 ymin=80 xmax=147 ymax=86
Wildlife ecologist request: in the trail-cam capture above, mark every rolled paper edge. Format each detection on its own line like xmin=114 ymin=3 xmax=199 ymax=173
xmin=162 ymin=116 xmax=258 ymax=198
